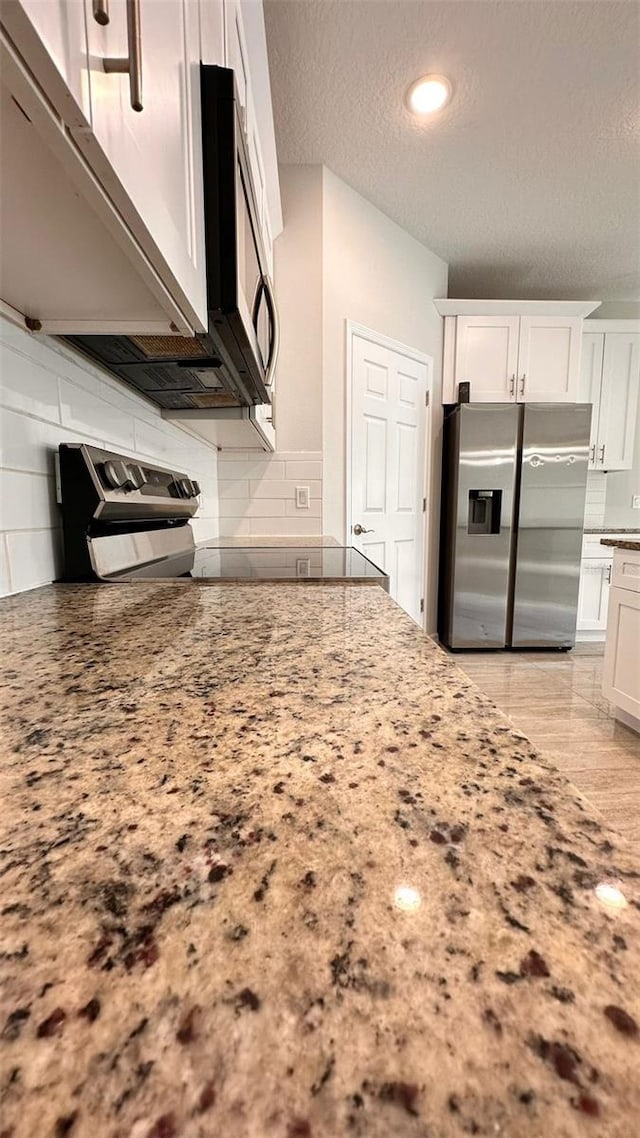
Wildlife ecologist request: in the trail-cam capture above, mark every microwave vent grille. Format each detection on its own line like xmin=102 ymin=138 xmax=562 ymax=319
xmin=131 ymin=335 xmax=208 ymax=359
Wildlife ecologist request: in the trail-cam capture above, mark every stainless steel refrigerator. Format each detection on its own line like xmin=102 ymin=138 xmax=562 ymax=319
xmin=438 ymin=403 xmax=592 ymax=650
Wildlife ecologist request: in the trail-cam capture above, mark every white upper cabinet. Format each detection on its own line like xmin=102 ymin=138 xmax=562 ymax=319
xmin=438 ymin=301 xmax=599 ymax=404
xmin=517 ymin=316 xmax=582 ymax=402
xmin=579 ymin=332 xmax=604 ymax=466
xmin=454 ymin=316 xmax=520 ymax=401
xmin=578 ymin=325 xmax=640 ymax=471
xmin=598 ymin=333 xmax=640 ymax=471
xmin=76 ymin=0 xmax=207 ymax=331
xmin=1 ymin=0 xmax=91 ymax=126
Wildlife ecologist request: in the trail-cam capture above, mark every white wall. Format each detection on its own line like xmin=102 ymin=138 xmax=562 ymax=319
xmin=0 ymin=318 xmax=219 ymax=595
xmin=321 ymin=168 xmax=448 ymax=628
xmin=273 ymin=166 xmax=323 ymax=452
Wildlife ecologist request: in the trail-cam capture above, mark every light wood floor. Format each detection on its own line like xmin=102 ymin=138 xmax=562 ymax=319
xmin=452 ymin=644 xmax=640 ymax=858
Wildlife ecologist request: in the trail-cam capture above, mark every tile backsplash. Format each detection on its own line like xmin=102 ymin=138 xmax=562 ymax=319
xmin=217 ymin=452 xmax=323 ymax=537
xmin=0 ymin=318 xmax=219 ymax=596
xmin=583 ymin=470 xmax=607 ymax=529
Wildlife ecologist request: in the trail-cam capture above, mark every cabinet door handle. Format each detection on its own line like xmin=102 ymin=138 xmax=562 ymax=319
xmin=103 ymin=0 xmax=143 ymax=112
xmin=599 ymin=444 xmax=605 ymax=465
xmin=604 ymin=564 xmax=612 ymax=585
xmin=589 ymin=444 xmax=595 ymax=463
xmin=519 ymin=373 xmax=526 ymax=399
xmin=93 ymin=0 xmax=109 ymax=24
xmin=509 ymin=373 xmax=515 ymax=398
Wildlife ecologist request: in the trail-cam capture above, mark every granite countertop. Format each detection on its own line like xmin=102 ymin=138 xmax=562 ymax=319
xmin=584 ymin=529 xmax=640 ymax=535
xmin=1 ymin=584 xmax=639 ymax=1138
xmin=600 ymin=538 xmax=640 ymax=551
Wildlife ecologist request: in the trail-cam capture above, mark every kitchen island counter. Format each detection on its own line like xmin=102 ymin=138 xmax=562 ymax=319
xmin=1 ymin=583 xmax=638 ymax=1138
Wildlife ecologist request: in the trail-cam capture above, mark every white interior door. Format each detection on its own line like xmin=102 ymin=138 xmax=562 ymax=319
xmin=349 ymin=328 xmax=429 ymax=624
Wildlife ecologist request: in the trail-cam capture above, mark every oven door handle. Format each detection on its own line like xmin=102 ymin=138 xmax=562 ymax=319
xmin=252 ymin=274 xmax=279 ymax=390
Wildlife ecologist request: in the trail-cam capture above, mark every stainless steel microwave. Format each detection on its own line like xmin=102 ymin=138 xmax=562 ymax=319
xmin=62 ymin=65 xmax=278 ymax=411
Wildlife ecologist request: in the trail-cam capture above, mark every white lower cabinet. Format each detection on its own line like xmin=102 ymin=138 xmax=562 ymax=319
xmin=577 ymin=558 xmax=612 ymax=635
xmin=602 ymin=547 xmax=640 ymax=729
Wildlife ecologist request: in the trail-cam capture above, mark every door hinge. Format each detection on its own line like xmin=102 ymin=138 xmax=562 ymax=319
xmin=420 ymin=598 xmax=424 ymax=614
xmin=425 ymin=391 xmax=430 ymax=407
xmin=422 ymin=497 xmax=426 ymax=512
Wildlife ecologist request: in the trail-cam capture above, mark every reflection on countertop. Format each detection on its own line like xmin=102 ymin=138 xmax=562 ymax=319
xmin=0 ymin=583 xmax=639 ymax=1138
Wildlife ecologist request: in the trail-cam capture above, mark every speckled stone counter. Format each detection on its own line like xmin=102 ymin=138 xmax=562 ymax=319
xmin=600 ymin=538 xmax=640 ymax=551
xmin=1 ymin=584 xmax=639 ymax=1138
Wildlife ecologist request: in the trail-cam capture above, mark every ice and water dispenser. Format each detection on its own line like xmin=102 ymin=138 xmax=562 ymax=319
xmin=468 ymin=489 xmax=502 ymax=535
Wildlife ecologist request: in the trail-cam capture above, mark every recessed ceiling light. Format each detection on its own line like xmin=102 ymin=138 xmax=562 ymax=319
xmin=406 ymin=74 xmax=452 ymax=116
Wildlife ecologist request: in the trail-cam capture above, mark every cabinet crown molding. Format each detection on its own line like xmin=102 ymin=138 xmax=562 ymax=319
xmin=434 ymin=299 xmax=600 ymax=317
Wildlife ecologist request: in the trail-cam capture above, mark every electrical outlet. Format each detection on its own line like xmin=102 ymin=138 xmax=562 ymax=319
xmin=632 ymin=495 xmax=640 ymax=510
xmin=295 ymin=486 xmax=310 ymax=509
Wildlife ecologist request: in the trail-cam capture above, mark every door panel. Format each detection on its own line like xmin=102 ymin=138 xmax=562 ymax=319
xmin=598 ymin=334 xmax=640 ymax=470
xmin=511 ymin=404 xmax=591 ymax=648
xmin=578 ymin=333 xmax=604 ymax=468
xmin=443 ymin=404 xmax=519 ymax=649
xmin=350 ymin=332 xmax=428 ymax=624
xmin=455 ymin=316 xmax=519 ymax=402
xmin=78 ymin=0 xmax=207 ymax=329
xmin=518 ymin=316 xmax=581 ymax=401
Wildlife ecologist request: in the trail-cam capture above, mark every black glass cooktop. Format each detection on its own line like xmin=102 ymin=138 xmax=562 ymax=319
xmin=114 ymin=545 xmax=388 ymax=583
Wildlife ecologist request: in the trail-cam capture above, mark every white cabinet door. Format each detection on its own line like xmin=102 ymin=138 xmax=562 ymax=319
xmin=603 ymin=580 xmax=640 ymax=719
xmin=454 ymin=316 xmax=519 ymax=402
xmin=224 ymin=0 xmax=249 ymax=118
xmin=578 ymin=333 xmax=604 ymax=469
xmin=577 ymin=559 xmax=611 ymax=632
xmin=597 ymin=333 xmax=640 ymax=471
xmin=0 ymin=0 xmax=91 ymax=125
xmin=77 ymin=0 xmax=207 ymax=331
xmin=517 ymin=316 xmax=582 ymax=402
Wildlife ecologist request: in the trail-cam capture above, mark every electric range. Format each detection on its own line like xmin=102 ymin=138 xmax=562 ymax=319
xmin=58 ymin=443 xmax=389 ymax=589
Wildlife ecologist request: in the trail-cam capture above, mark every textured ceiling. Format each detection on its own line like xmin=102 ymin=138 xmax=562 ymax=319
xmin=264 ymin=0 xmax=640 ymax=301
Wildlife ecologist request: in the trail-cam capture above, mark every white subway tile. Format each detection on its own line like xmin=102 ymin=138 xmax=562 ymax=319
xmin=217 ymin=517 xmax=251 ymax=537
xmin=59 ymin=379 xmax=136 ymax=450
xmin=248 ymin=517 xmax=322 ymax=536
xmin=0 ymin=346 xmax=61 ymax=421
xmin=249 ymin=479 xmax=322 ymax=500
xmin=6 ymin=528 xmax=63 ymax=591
xmin=190 ymin=518 xmax=219 ymax=544
xmin=218 ymin=459 xmax=285 ymax=481
xmin=0 ymin=471 xmax=57 ymax=531
xmin=272 ymin=451 xmax=322 ymax=462
xmin=218 ymin=498 xmax=286 ymax=518
xmin=218 ymin=479 xmax=250 ymax=499
xmin=284 ymin=498 xmax=322 ymax=518
xmin=285 ymin=461 xmax=323 ymax=480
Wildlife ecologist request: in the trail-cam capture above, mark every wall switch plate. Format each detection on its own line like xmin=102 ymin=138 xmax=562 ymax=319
xmin=295 ymin=486 xmax=310 ymax=509
xmin=632 ymin=495 xmax=640 ymax=510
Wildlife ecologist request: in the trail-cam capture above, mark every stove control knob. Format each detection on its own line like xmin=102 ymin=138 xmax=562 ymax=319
xmin=102 ymin=459 xmax=129 ymax=489
xmin=126 ymin=464 xmax=146 ymax=490
xmin=172 ymin=477 xmax=190 ymax=498
xmin=191 ymin=480 xmax=200 ymax=496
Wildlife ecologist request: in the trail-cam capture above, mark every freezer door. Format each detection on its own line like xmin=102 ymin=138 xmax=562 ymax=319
xmin=447 ymin=404 xmax=519 ymax=648
xmin=510 ymin=404 xmax=591 ymax=648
